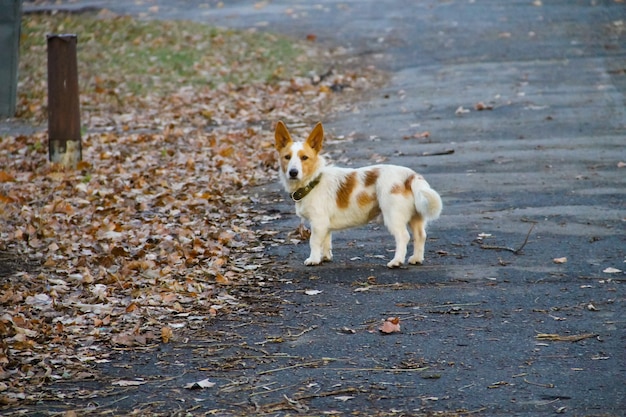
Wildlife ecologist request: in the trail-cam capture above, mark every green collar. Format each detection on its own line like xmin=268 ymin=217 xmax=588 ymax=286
xmin=290 ymin=175 xmax=322 ymax=201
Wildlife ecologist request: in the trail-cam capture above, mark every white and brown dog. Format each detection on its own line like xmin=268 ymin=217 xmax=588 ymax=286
xmin=275 ymin=121 xmax=442 ymax=268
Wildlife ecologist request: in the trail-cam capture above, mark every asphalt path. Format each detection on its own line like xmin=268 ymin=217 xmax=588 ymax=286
xmin=21 ymin=0 xmax=626 ymax=416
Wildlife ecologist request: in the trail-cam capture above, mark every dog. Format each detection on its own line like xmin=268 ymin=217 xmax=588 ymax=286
xmin=274 ymin=121 xmax=442 ymax=268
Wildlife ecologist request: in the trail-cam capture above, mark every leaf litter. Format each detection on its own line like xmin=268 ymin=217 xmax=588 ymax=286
xmin=0 ymin=12 xmax=383 ymax=406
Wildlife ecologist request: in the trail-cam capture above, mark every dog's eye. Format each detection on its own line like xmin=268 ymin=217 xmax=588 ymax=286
xmin=284 ymin=155 xmax=291 ymax=160
xmin=301 ymin=155 xmax=309 ymax=161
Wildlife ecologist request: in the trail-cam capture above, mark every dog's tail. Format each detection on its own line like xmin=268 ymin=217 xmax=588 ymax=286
xmin=412 ymin=178 xmax=442 ymax=221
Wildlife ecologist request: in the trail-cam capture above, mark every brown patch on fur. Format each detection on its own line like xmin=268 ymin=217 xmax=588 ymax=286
xmin=390 ymin=183 xmax=403 ymax=194
xmin=363 ymin=169 xmax=380 ymax=187
xmin=403 ymin=174 xmax=415 ymax=194
xmin=391 ymin=174 xmax=415 ymax=196
xmin=368 ymin=205 xmax=382 ymax=221
xmin=278 ymin=148 xmax=291 ymax=173
xmin=297 ymin=142 xmax=320 ymax=178
xmin=336 ymin=172 xmax=357 ymax=208
xmin=356 ymin=191 xmax=376 ymax=208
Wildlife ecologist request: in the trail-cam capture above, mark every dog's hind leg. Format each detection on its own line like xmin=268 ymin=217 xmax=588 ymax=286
xmin=408 ymin=214 xmax=426 ymax=265
xmin=385 ymin=220 xmax=410 ymax=268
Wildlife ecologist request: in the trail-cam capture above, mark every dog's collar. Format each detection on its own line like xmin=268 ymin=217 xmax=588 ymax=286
xmin=290 ymin=175 xmax=322 ymax=201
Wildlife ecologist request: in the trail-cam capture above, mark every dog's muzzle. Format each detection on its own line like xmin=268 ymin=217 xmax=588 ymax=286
xmin=289 ymin=169 xmax=299 ymax=179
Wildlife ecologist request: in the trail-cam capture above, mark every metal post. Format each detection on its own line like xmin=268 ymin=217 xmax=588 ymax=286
xmin=0 ymin=0 xmax=22 ymax=118
xmin=47 ymin=34 xmax=82 ymax=167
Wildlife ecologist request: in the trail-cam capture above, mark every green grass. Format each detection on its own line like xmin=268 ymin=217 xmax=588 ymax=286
xmin=18 ymin=13 xmax=320 ymax=119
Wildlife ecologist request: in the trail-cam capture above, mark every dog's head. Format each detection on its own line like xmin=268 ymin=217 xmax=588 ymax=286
xmin=274 ymin=121 xmax=324 ymax=184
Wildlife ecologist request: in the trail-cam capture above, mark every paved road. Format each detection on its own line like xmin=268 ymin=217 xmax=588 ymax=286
xmin=22 ymin=0 xmax=626 ymax=415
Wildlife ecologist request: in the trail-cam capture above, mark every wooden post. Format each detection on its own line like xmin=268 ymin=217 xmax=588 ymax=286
xmin=47 ymin=34 xmax=82 ymax=168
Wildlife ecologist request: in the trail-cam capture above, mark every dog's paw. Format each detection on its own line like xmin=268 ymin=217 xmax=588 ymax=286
xmin=304 ymin=257 xmax=322 ymax=266
xmin=408 ymin=255 xmax=424 ymax=265
xmin=386 ymin=259 xmax=404 ymax=268
xmin=322 ymin=251 xmax=333 ymax=262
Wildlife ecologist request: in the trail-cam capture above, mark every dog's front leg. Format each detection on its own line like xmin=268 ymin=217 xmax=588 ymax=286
xmin=304 ymin=223 xmax=329 ymax=265
xmin=322 ymin=232 xmax=333 ymax=261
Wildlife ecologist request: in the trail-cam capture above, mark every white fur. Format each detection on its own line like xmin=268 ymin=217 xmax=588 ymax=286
xmin=275 ymin=121 xmax=442 ymax=268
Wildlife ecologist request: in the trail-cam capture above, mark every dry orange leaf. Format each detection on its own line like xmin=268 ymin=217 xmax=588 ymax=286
xmin=0 ymin=171 xmax=15 ymax=182
xmin=161 ymin=292 xmax=178 ymax=303
xmin=0 ymin=194 xmax=15 ymax=203
xmin=215 ymin=274 xmax=229 ymax=285
xmin=161 ymin=326 xmax=173 ymax=343
xmin=379 ymin=317 xmax=401 ymax=334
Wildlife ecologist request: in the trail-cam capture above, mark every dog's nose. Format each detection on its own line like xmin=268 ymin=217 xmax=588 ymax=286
xmin=289 ymin=168 xmax=299 ymax=178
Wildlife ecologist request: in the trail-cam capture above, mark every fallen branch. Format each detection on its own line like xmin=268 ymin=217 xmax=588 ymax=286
xmin=418 ymin=149 xmax=455 ymax=157
xmin=481 ymin=222 xmax=536 ymax=254
xmin=535 ymin=333 xmax=598 ymax=342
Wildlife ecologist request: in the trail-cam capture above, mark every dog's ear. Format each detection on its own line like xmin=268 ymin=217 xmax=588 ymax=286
xmin=306 ymin=122 xmax=324 ymax=153
xmin=274 ymin=121 xmax=292 ymax=151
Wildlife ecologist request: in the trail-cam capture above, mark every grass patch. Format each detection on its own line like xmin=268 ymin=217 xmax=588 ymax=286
xmin=18 ymin=12 xmax=322 ymax=120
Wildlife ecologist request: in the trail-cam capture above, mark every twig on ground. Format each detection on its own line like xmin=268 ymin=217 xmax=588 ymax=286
xmin=480 ymin=222 xmax=536 ymax=254
xmin=535 ymin=333 xmax=598 ymax=342
xmin=287 ymin=325 xmax=318 ymax=339
xmin=256 ymin=388 xmax=360 ymax=413
xmin=418 ymin=149 xmax=455 ymax=157
xmin=257 ymin=358 xmax=339 ymax=375
xmin=332 ymin=366 xmax=429 ymax=373
xmin=524 ymin=378 xmax=555 ymax=388
xmin=49 ymin=396 xmax=130 ymax=416
xmin=428 ymin=302 xmax=482 ymax=309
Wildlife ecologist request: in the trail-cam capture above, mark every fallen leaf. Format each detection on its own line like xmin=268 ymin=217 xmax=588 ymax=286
xmin=184 ymin=378 xmax=216 ymax=389
xmin=379 ymin=317 xmax=401 ymax=334
xmin=161 ymin=326 xmax=173 ymax=343
xmin=0 ymin=171 xmax=16 ymax=182
xmin=215 ymin=274 xmax=230 ymax=285
xmin=474 ymin=102 xmax=494 ymax=111
xmin=455 ymin=106 xmax=470 ymax=115
xmin=305 ymin=289 xmax=323 ymax=296
xmin=335 ymin=395 xmax=355 ymax=402
xmin=293 ymin=223 xmax=311 ymax=240
xmin=602 ymin=267 xmax=622 ymax=274
xmin=112 ymin=379 xmax=146 ymax=387
xmin=125 ymin=302 xmax=139 ymax=313
xmin=553 ymin=257 xmax=567 ymax=264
